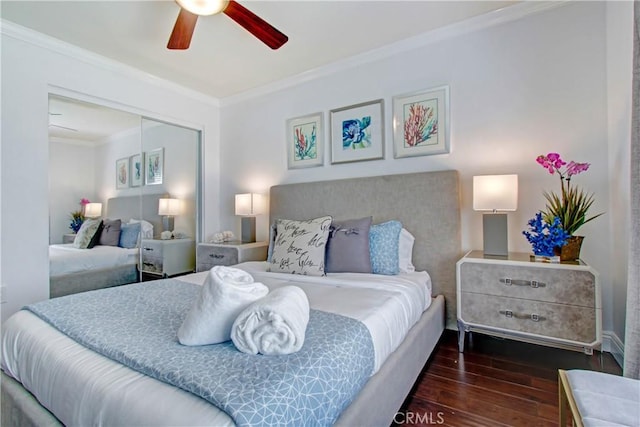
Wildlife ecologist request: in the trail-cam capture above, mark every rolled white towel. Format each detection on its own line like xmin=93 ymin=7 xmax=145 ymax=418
xmin=178 ymin=266 xmax=269 ymax=346
xmin=231 ymin=285 xmax=310 ymax=355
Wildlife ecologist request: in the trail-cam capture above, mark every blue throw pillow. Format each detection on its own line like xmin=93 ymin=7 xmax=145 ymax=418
xmin=369 ymin=220 xmax=402 ymax=275
xmin=119 ymin=222 xmax=141 ymax=249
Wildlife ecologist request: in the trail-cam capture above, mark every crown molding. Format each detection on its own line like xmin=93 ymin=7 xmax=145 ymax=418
xmin=0 ymin=19 xmax=220 ymax=108
xmin=1 ymin=1 xmax=567 ymax=108
xmin=221 ymin=1 xmax=567 ymax=106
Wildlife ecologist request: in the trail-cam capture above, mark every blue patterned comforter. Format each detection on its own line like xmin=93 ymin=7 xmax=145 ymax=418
xmin=25 ymin=280 xmax=374 ymax=427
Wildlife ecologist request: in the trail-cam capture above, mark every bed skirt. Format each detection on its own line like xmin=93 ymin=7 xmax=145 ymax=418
xmin=49 ymin=264 xmax=138 ymax=298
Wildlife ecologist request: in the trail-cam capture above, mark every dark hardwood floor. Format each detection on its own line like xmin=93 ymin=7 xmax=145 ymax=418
xmin=394 ymin=330 xmax=622 ymax=426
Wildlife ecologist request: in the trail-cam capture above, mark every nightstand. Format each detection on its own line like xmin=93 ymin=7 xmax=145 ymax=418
xmin=140 ymin=239 xmax=195 ymax=277
xmin=196 ymin=241 xmax=268 ymax=272
xmin=63 ymin=233 xmax=76 ymax=244
xmin=456 ymin=250 xmax=601 ymax=355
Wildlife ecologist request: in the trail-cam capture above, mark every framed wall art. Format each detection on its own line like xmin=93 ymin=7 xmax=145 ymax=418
xmin=392 ymin=85 xmax=450 ymax=158
xmin=330 ymin=99 xmax=384 ymax=164
xmin=286 ymin=112 xmax=323 ymax=169
xmin=115 ymin=157 xmax=129 ymax=189
xmin=130 ymin=153 xmax=142 ymax=187
xmin=145 ymin=148 xmax=164 ymax=185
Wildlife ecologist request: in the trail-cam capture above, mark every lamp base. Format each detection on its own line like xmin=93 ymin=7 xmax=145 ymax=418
xmin=483 ymin=213 xmax=508 ymax=257
xmin=241 ymin=217 xmax=256 ymax=243
xmin=162 ymin=216 xmax=174 ymax=233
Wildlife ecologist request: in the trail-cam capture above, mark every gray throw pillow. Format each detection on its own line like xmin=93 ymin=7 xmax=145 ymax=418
xmin=325 ymin=217 xmax=373 ymax=273
xmin=99 ymin=219 xmax=122 ymax=246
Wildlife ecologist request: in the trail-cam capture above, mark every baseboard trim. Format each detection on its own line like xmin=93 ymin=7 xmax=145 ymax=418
xmin=602 ymin=330 xmax=624 ymax=368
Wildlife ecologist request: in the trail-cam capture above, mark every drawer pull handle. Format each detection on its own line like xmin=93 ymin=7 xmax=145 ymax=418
xmin=209 ymin=254 xmax=225 ymax=259
xmin=143 ymin=248 xmax=154 ymax=251
xmin=499 ymin=310 xmax=546 ymax=322
xmin=500 ymin=278 xmax=546 ymax=288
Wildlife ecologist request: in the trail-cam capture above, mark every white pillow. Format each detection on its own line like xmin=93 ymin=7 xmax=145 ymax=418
xmin=399 ymin=228 xmax=415 ymax=273
xmin=129 ymin=219 xmax=154 ymax=239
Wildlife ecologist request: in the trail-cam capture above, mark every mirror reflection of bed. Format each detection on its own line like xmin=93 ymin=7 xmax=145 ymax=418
xmin=48 ymin=95 xmax=201 ymax=297
xmin=50 ymin=195 xmax=164 ymax=297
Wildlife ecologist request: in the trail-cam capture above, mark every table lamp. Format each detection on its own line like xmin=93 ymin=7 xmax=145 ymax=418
xmin=473 ymin=174 xmax=518 ymax=257
xmin=235 ymin=193 xmax=263 ymax=243
xmin=84 ymin=203 xmax=102 ymax=218
xmin=158 ymin=198 xmax=182 ymax=232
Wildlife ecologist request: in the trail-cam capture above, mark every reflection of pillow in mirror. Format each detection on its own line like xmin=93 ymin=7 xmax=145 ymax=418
xmin=87 ymin=221 xmax=104 ymax=249
xmin=119 ymin=222 xmax=141 ymax=249
xmin=269 ymin=216 xmax=332 ymax=276
xmin=73 ymin=219 xmax=102 ymax=249
xmin=100 ymin=219 xmax=122 ymax=246
xmin=128 ymin=219 xmax=153 ymax=239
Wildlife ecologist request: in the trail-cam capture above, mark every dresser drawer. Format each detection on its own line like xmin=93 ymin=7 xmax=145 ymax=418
xmin=197 ymin=246 xmax=238 ymax=269
xmin=141 ymin=241 xmax=164 ymax=258
xmin=460 ymin=292 xmax=597 ymax=344
xmin=459 ymin=262 xmax=596 ymax=308
xmin=141 ymin=256 xmax=163 ymax=274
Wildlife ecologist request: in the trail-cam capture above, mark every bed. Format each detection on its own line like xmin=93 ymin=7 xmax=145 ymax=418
xmin=3 ymin=170 xmax=461 ymax=426
xmin=49 ymin=194 xmax=164 ymax=298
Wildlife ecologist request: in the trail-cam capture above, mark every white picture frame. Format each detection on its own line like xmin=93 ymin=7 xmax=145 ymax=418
xmin=145 ymin=148 xmax=164 ymax=185
xmin=286 ymin=112 xmax=324 ymax=169
xmin=330 ymin=99 xmax=384 ymax=164
xmin=393 ymin=85 xmax=450 ymax=158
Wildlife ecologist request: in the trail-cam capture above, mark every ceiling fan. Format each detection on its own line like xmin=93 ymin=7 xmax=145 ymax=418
xmin=167 ymin=0 xmax=288 ymax=50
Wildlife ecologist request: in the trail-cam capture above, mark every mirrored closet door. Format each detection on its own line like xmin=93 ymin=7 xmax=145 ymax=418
xmin=48 ymin=94 xmax=201 ymax=295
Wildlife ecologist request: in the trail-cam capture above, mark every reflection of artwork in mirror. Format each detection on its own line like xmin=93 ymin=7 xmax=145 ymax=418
xmin=116 ymin=157 xmax=129 ymax=189
xmin=130 ymin=154 xmax=142 ymax=187
xmin=145 ymin=148 xmax=163 ymax=185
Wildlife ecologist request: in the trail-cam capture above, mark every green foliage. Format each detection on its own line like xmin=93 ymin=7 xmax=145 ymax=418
xmin=541 ymin=180 xmax=603 ymax=236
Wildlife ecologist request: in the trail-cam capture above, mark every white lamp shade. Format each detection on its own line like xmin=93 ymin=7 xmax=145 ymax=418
xmin=473 ymin=175 xmax=518 ymax=212
xmin=158 ymin=198 xmax=182 ymax=216
xmin=84 ymin=203 xmax=102 ymax=218
xmin=235 ymin=193 xmax=264 ymax=216
xmin=176 ymin=0 xmax=229 ymax=15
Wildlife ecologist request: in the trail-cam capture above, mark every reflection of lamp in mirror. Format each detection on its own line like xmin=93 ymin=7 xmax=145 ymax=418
xmin=235 ymin=193 xmax=263 ymax=243
xmin=84 ymin=203 xmax=102 ymax=218
xmin=158 ymin=198 xmax=182 ymax=232
xmin=473 ymin=174 xmax=518 ymax=257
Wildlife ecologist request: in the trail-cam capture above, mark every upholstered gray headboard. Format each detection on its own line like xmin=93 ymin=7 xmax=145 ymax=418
xmin=269 ymin=170 xmax=462 ymax=329
xmin=106 ymin=195 xmax=165 ymax=239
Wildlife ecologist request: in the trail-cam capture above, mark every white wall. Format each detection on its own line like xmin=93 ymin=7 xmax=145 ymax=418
xmin=49 ymin=140 xmax=98 ymax=244
xmin=0 ymin=28 xmax=221 ymax=323
xmin=219 ymin=2 xmax=623 ymax=335
xmin=606 ymin=0 xmax=633 ymax=358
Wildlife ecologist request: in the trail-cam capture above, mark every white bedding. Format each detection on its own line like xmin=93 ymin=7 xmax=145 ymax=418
xmin=1 ymin=263 xmax=432 ymax=426
xmin=49 ymin=244 xmax=138 ymax=276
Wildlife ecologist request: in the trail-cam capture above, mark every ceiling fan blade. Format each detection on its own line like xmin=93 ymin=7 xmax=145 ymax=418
xmin=167 ymin=8 xmax=199 ymax=50
xmin=223 ymin=1 xmax=288 ymax=50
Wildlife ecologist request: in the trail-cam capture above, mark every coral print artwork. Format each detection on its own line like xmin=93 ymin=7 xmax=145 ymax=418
xmin=286 ymin=113 xmax=323 ymax=169
xmin=393 ymin=86 xmax=449 ymax=158
xmin=403 ymin=100 xmax=438 ymax=148
xmin=115 ymin=157 xmax=129 ymax=189
xmin=294 ymin=122 xmax=318 ymax=161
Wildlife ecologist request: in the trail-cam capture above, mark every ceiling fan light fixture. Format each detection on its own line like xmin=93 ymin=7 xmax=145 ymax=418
xmin=176 ymin=0 xmax=229 ymax=16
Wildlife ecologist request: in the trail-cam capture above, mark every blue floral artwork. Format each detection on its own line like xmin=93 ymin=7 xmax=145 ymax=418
xmin=342 ymin=116 xmax=371 ymax=150
xmin=294 ymin=122 xmax=317 ymax=161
